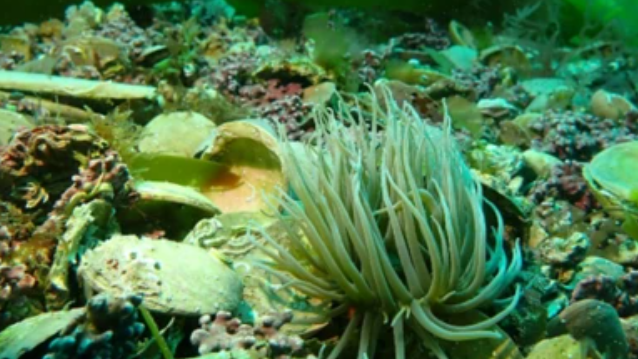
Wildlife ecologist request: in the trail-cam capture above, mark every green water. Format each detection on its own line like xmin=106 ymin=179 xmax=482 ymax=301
xmin=1 ymin=0 xmax=637 ymax=358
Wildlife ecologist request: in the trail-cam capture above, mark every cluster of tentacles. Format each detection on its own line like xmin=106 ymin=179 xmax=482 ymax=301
xmin=254 ymin=90 xmax=522 ymax=358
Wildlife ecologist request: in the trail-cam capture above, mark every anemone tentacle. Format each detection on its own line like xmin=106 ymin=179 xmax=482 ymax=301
xmin=254 ymin=86 xmax=521 ymax=358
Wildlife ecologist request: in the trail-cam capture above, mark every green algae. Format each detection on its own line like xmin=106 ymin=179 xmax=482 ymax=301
xmin=128 ymin=154 xmax=226 ymax=190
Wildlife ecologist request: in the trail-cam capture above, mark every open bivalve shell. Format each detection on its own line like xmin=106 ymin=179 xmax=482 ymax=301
xmin=199 ymin=120 xmax=286 ymax=214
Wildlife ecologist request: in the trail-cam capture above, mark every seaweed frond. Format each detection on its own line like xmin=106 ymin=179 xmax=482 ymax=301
xmin=89 ymin=109 xmax=141 ymax=166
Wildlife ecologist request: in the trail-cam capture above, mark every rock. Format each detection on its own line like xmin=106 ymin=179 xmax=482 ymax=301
xmin=539 ymin=232 xmax=590 ymax=266
xmin=526 ymin=334 xmax=599 ymax=359
xmin=0 ymin=0 xmax=179 ymax=26
xmin=558 ymin=57 xmax=606 ymax=90
xmin=621 ymin=315 xmax=638 ymax=356
xmin=557 ymin=300 xmax=629 ymax=359
xmin=575 ymin=256 xmax=625 ymax=281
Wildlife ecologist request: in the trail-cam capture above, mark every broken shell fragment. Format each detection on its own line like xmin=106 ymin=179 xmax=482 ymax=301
xmin=253 ymin=57 xmax=327 ymax=86
xmin=119 ymin=180 xmax=222 ymax=239
xmin=445 ymin=95 xmax=484 ymax=137
xmin=568 ymin=41 xmax=619 ymax=60
xmin=449 ymin=20 xmax=476 ymax=49
xmin=302 ymin=81 xmax=336 ymax=106
xmin=583 ymin=141 xmax=638 ymax=216
xmin=0 ymin=71 xmax=157 ymax=100
xmin=522 ymin=149 xmax=562 ymax=178
xmin=46 ymin=200 xmax=116 ymax=310
xmin=56 ymin=36 xmax=128 ymax=74
xmin=512 ymin=112 xmax=542 ymax=130
xmin=477 ymin=98 xmax=519 ymax=120
xmin=134 ymin=180 xmax=222 ymax=216
xmin=135 ymin=45 xmax=170 ymax=66
xmin=0 ymin=35 xmax=32 ymax=61
xmin=137 ymin=111 xmax=217 ymax=158
xmin=499 ymin=120 xmax=532 ymax=147
xmin=184 ymin=211 xmax=276 ymax=256
xmin=590 ymin=89 xmax=636 ymax=120
xmin=480 ymin=45 xmax=530 ymax=73
xmin=78 ymin=234 xmax=243 ymax=316
xmin=0 ymin=308 xmax=85 ymax=358
xmin=385 ymin=61 xmax=451 ymax=87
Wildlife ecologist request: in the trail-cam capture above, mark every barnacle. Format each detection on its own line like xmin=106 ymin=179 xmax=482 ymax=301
xmin=253 ymin=88 xmax=522 ymax=358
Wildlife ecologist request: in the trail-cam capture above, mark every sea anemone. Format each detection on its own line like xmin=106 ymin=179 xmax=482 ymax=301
xmin=253 ymin=88 xmax=522 ymax=358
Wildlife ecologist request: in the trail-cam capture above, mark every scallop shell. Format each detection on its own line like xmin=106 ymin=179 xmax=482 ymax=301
xmin=584 ymin=141 xmax=638 ymax=213
xmin=78 ymin=234 xmax=243 ymax=316
xmin=200 ymin=120 xmax=285 ymax=214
